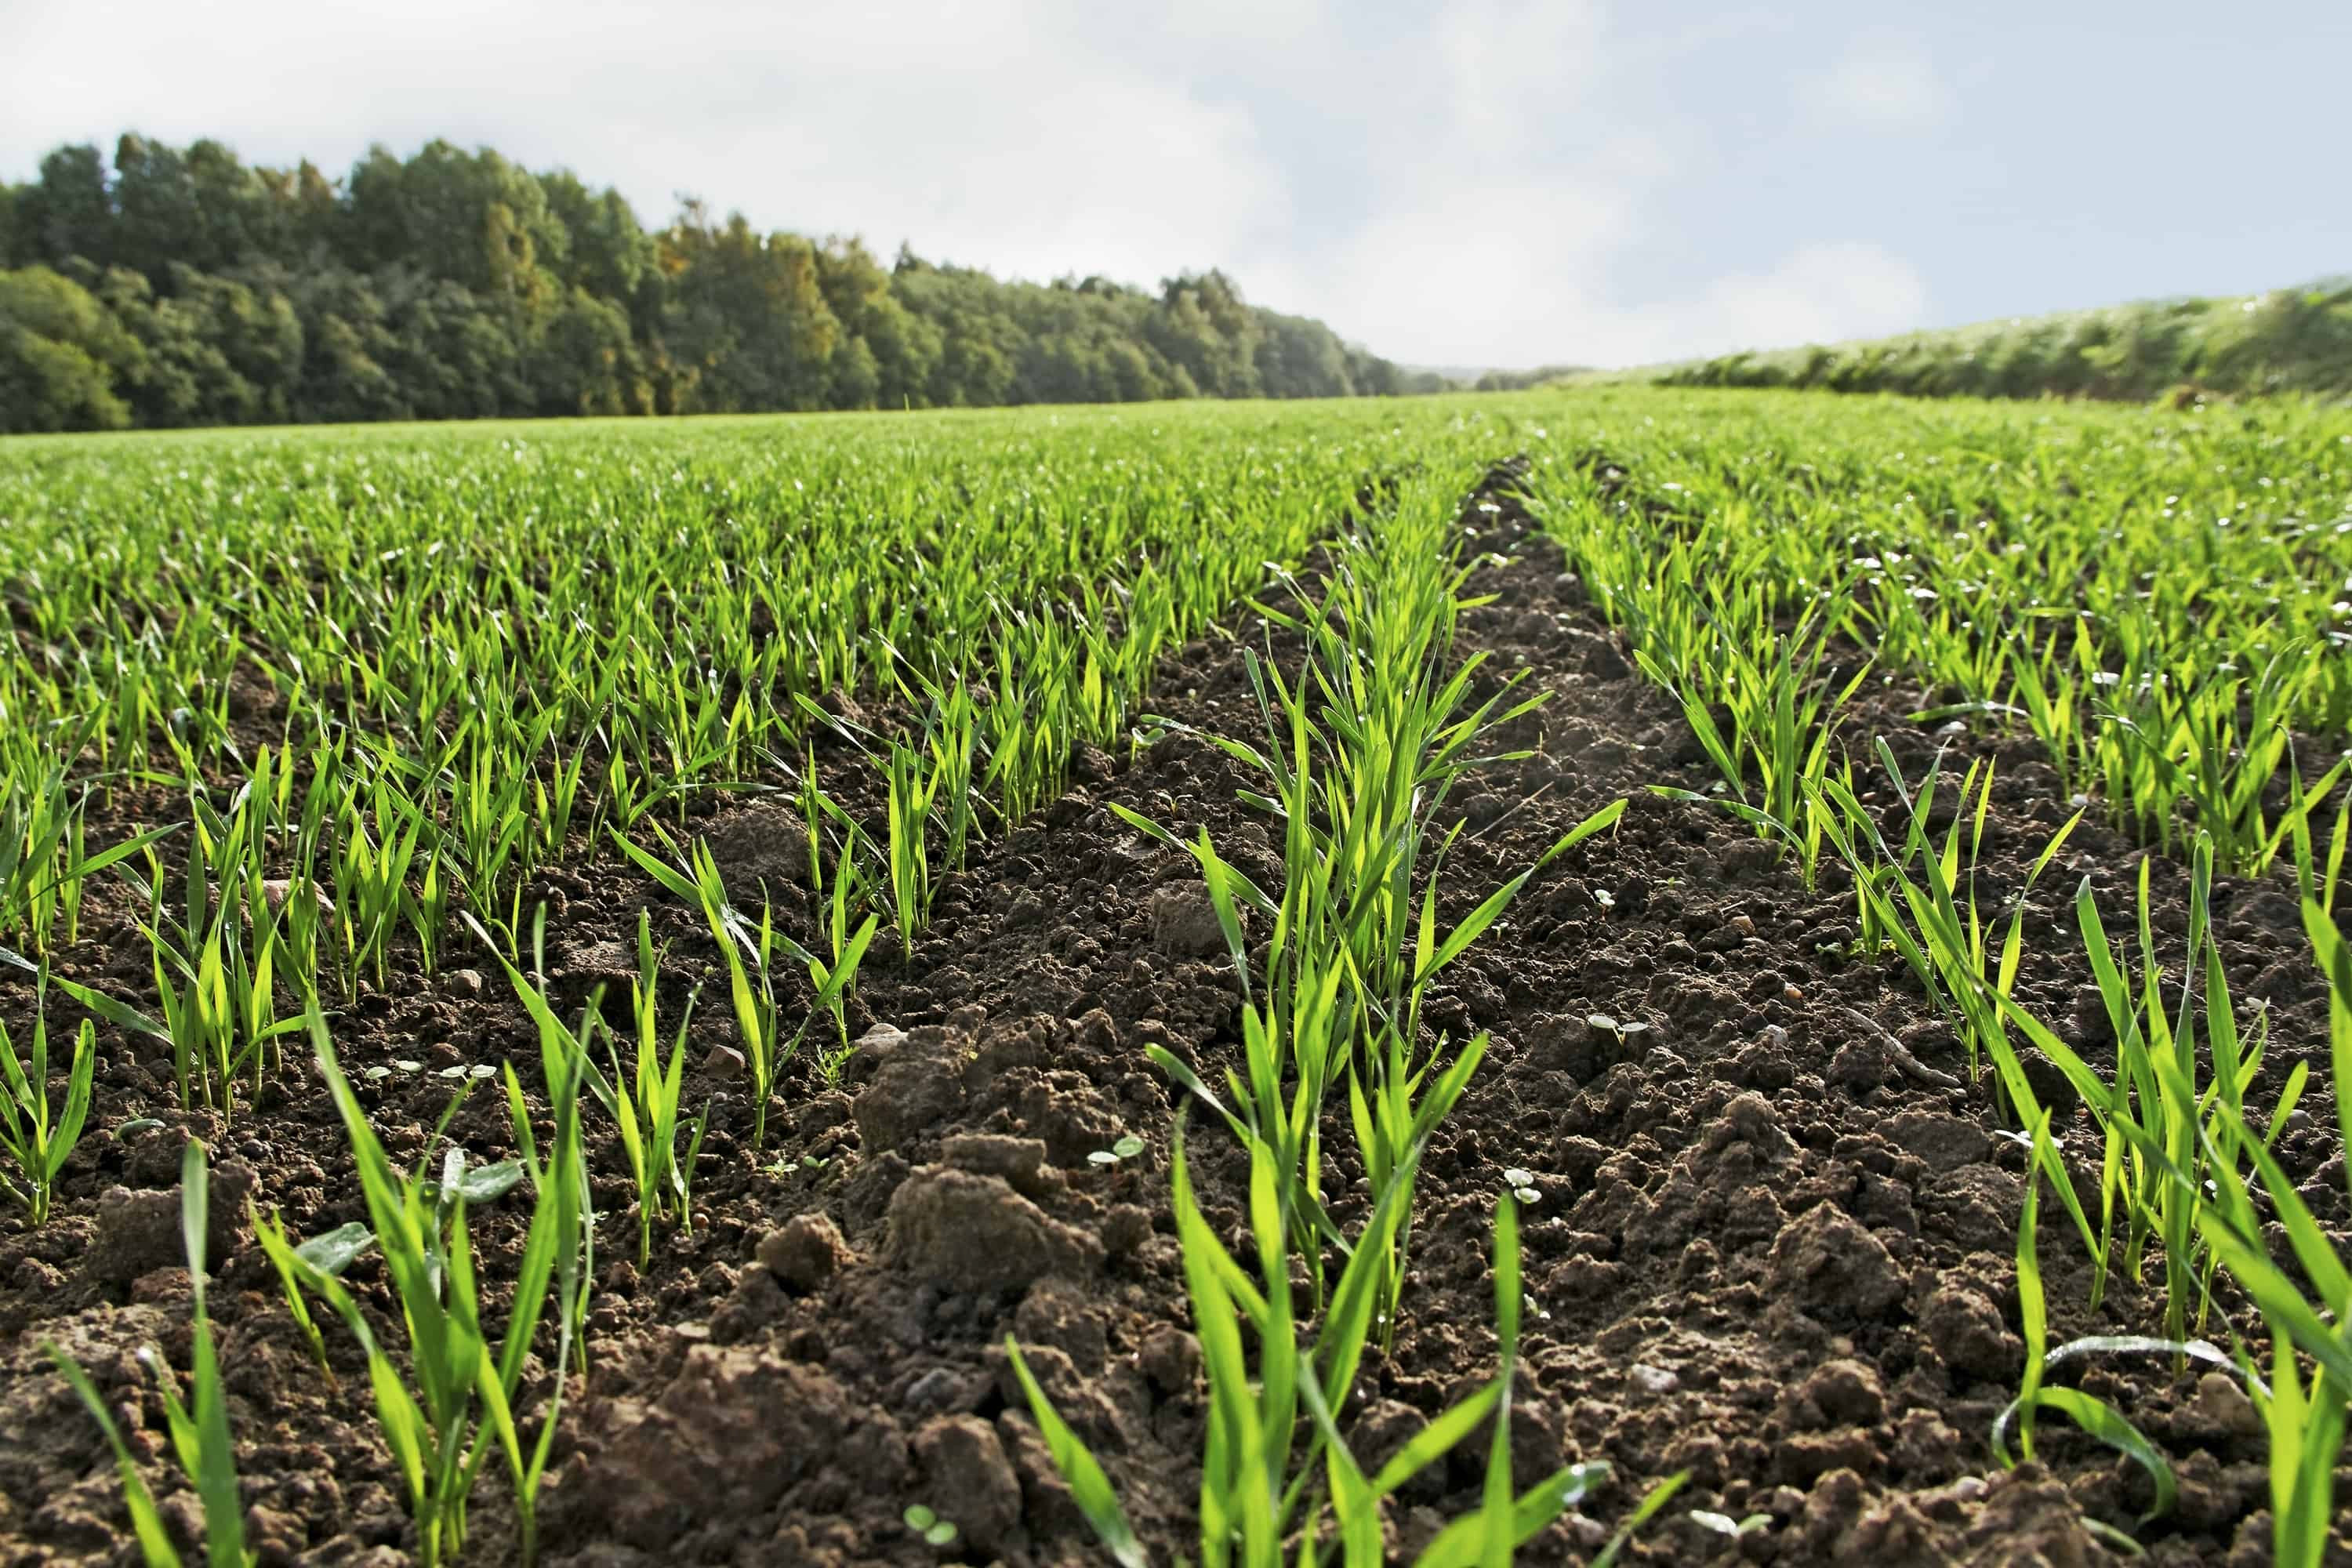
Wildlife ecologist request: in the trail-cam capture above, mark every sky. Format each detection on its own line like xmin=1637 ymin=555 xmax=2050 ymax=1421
xmin=2 ymin=0 xmax=2345 ymax=370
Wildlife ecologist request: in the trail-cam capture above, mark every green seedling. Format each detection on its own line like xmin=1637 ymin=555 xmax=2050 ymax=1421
xmin=1688 ymin=1510 xmax=1772 ymax=1541
xmin=1015 ymin=1127 xmax=1599 ymax=1566
xmin=256 ymin=1004 xmax=586 ymax=1568
xmin=1584 ymin=1013 xmax=1649 ymax=1051
xmin=1994 ymin=1109 xmax=2190 ymax=1532
xmin=252 ymin=1206 xmax=372 ymax=1379
xmin=612 ymin=830 xmax=862 ymax=1147
xmin=576 ymin=909 xmax=708 ymax=1264
xmin=1087 ymin=1134 xmax=1147 ymax=1167
xmin=902 ymin=1504 xmax=960 ymax=1548
xmin=0 ymin=965 xmax=94 ymax=1225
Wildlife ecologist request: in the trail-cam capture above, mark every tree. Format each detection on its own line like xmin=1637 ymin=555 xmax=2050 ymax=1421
xmin=0 ymin=182 xmax=25 ymax=267
xmin=344 ymin=141 xmax=564 ymax=304
xmin=1151 ymin=270 xmax=1263 ymax=398
xmin=0 ymin=266 xmax=144 ymax=431
xmin=112 ymin=133 xmax=201 ymax=278
xmin=277 ymin=263 xmax=408 ymax=423
xmin=14 ymin=144 xmax=114 ymax=268
xmin=85 ymin=262 xmax=305 ymax=426
xmin=659 ymin=212 xmax=841 ymax=412
xmin=1255 ymin=311 xmax=1354 ymax=398
xmin=540 ymin=170 xmax=656 ymax=309
xmin=529 ymin=285 xmax=645 ymax=416
xmin=249 ymin=159 xmax=343 ymax=269
xmin=372 ymin=267 xmax=528 ymax=420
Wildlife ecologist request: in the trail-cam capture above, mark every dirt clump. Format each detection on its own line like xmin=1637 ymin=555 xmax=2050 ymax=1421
xmin=87 ymin=1158 xmax=255 ymax=1286
xmin=1148 ymin=882 xmax=1230 ymax=956
xmin=561 ymin=1346 xmax=906 ymax=1553
xmin=1766 ymin=1202 xmax=1907 ymax=1321
xmin=884 ymin=1167 xmax=1102 ymax=1294
xmin=912 ymin=1415 xmax=1024 ymax=1554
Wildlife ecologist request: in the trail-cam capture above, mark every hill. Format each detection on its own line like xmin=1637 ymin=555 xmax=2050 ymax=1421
xmin=1613 ymin=277 xmax=2352 ymax=403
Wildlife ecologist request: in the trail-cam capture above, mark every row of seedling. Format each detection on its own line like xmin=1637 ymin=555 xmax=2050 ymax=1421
xmin=2 ymin=416 xmax=1546 ymax=1172
xmin=1017 ymin=463 xmax=1671 ymax=1563
xmin=5 ymin=410 xmax=1555 ymax=1567
xmin=1980 ymin=856 xmax=2352 ymax=1568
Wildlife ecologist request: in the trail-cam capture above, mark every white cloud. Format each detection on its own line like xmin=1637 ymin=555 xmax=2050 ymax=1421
xmin=1305 ymin=226 xmax=1927 ymax=370
xmin=1432 ymin=0 xmax=1610 ymax=153
xmin=1252 ymin=176 xmax=1632 ymax=367
xmin=1641 ymin=243 xmax=1932 ymax=360
xmin=1806 ymin=34 xmax=1955 ymax=129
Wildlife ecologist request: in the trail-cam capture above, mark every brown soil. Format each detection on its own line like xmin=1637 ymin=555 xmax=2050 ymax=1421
xmin=0 ymin=464 xmax=2340 ymax=1568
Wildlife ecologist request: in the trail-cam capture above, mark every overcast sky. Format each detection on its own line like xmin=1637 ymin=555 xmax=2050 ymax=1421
xmin=4 ymin=0 xmax=2344 ymax=369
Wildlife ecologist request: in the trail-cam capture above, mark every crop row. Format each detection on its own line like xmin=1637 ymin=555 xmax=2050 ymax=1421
xmin=0 ymin=399 xmax=1590 ymax=1566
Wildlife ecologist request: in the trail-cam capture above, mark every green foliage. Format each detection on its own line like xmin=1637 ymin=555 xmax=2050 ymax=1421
xmin=1013 ymin=1135 xmax=1596 ymax=1566
xmin=1994 ymin=1110 xmax=2197 ymax=1540
xmin=1528 ymin=391 xmax=2352 ymax=866
xmin=0 ymin=264 xmax=143 ymax=430
xmin=610 ymin=831 xmax=820 ymax=1149
xmin=1119 ymin=463 xmax=1620 ymax=1331
xmin=1650 ymin=278 xmax=2352 ymax=403
xmin=1011 ymin=463 xmax=1650 ymax=1567
xmin=2179 ymin=902 xmax=2352 ymax=1568
xmin=0 ymin=133 xmax=1414 ymax=432
xmin=0 ymin=400 xmax=1528 ymax=1156
xmin=1523 ymin=388 xmax=2352 ymax=1558
xmin=2 ymin=380 xmax=2348 ymax=1566
xmin=576 ymin=910 xmax=708 ymax=1265
xmin=0 ymin=965 xmax=96 ymax=1225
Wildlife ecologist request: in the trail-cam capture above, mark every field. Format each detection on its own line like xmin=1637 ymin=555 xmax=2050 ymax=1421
xmin=2 ymin=387 xmax=2350 ymax=1567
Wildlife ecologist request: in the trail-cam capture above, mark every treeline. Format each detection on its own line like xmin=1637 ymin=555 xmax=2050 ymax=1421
xmin=1468 ymin=363 xmax=1589 ymax=393
xmin=1650 ymin=278 xmax=2352 ymax=403
xmin=0 ymin=134 xmax=1428 ymax=434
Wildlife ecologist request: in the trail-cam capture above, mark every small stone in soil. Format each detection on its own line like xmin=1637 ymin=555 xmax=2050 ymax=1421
xmin=904 ymin=1367 xmax=967 ymax=1414
xmin=2193 ymin=1371 xmax=2265 ymax=1439
xmin=1629 ymin=1363 xmax=1679 ymax=1396
xmin=1137 ymin=1323 xmax=1203 ymax=1395
xmin=1918 ymin=1283 xmax=2022 ymax=1381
